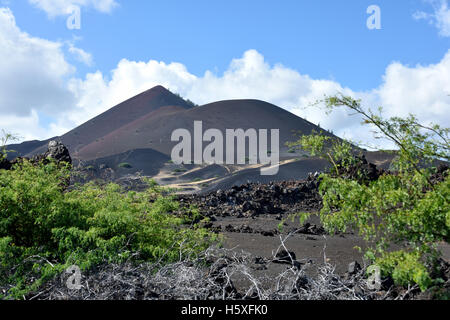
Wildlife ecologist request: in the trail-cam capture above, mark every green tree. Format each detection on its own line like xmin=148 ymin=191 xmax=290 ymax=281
xmin=291 ymin=94 xmax=449 ymax=291
xmin=0 ymin=150 xmax=216 ymax=298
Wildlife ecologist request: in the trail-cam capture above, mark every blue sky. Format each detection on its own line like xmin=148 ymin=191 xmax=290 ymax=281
xmin=9 ymin=0 xmax=449 ymax=90
xmin=0 ymin=0 xmax=449 ymax=146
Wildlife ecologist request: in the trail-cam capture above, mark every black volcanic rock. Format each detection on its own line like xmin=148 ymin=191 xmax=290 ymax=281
xmin=430 ymin=163 xmax=449 ymax=184
xmin=0 ymin=157 xmax=12 ymax=170
xmin=333 ymin=155 xmax=385 ymax=183
xmin=273 ymin=249 xmax=297 ymax=264
xmin=28 ymin=140 xmax=72 ymax=166
xmin=175 ymin=159 xmax=388 ymax=219
xmin=44 ymin=141 xmax=72 ymax=164
xmin=1 ymin=141 xmax=72 ymax=171
xmin=177 ymin=177 xmax=322 ymax=218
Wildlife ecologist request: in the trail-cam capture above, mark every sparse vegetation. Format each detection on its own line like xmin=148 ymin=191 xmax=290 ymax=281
xmin=32 ymin=246 xmax=396 ymax=300
xmin=172 ymin=92 xmax=198 ymax=108
xmin=0 ymin=130 xmax=19 ymax=160
xmin=290 ymin=94 xmax=450 ymax=291
xmin=0 ymin=143 xmax=216 ymax=299
xmin=118 ymin=162 xmax=132 ymax=169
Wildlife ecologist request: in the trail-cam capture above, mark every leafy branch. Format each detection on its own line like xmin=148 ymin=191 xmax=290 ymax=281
xmin=0 ymin=130 xmax=20 ymax=160
xmin=290 ymin=94 xmax=449 ymax=291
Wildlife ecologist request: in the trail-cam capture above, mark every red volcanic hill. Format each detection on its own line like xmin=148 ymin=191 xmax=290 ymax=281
xmin=76 ymin=99 xmax=323 ymax=161
xmin=12 ymin=85 xmax=344 ymax=189
xmin=22 ymin=85 xmax=195 ymax=158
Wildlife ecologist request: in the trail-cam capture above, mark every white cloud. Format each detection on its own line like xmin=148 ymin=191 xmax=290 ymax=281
xmin=29 ymin=0 xmax=118 ymax=17
xmin=414 ymin=0 xmax=450 ymax=37
xmin=0 ymin=8 xmax=76 ymax=119
xmin=68 ymin=43 xmax=93 ymax=66
xmin=377 ymin=54 xmax=450 ymax=125
xmin=0 ymin=110 xmax=66 ymax=142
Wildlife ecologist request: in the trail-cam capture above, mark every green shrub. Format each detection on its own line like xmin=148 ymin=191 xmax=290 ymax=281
xmin=172 ymin=92 xmax=198 ymax=108
xmin=0 ymin=159 xmax=216 ymax=299
xmin=118 ymin=162 xmax=132 ymax=169
xmin=291 ymin=94 xmax=449 ymax=291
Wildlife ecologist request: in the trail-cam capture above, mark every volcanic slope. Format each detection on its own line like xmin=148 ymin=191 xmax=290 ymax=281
xmin=21 ymin=85 xmax=195 ymax=158
xmin=76 ymin=99 xmax=326 ymax=160
xmin=11 ymin=85 xmax=343 ymax=190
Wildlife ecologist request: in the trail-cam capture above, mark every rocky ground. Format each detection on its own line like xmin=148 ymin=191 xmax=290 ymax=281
xmin=177 ymin=173 xmax=322 ymax=218
xmin=3 ymin=141 xmax=450 ymax=300
xmin=167 ymin=158 xmax=450 ymax=300
xmin=35 ymin=162 xmax=447 ymax=300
